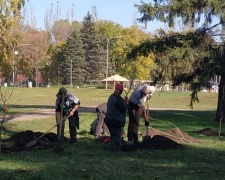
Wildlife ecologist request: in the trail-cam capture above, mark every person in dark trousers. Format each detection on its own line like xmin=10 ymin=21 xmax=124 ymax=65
xmin=55 ymin=87 xmax=80 ymax=144
xmin=127 ymin=84 xmax=155 ymax=144
xmin=94 ymin=102 xmax=110 ymax=136
xmin=105 ymin=83 xmax=128 ymax=152
xmin=90 ymin=102 xmax=110 ymax=136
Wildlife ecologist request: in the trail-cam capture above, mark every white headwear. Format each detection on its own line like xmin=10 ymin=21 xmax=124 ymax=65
xmin=149 ymin=86 xmax=156 ymax=96
xmin=142 ymin=85 xmax=156 ymax=96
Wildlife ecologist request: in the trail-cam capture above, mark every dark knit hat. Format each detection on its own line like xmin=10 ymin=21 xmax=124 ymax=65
xmin=56 ymin=87 xmax=67 ymax=98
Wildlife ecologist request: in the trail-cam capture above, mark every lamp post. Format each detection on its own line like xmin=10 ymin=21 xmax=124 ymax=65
xmin=12 ymin=49 xmax=18 ymax=85
xmin=104 ymin=35 xmax=123 ymax=89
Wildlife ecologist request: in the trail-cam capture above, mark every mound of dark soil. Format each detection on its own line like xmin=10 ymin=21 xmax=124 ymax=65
xmin=141 ymin=127 xmax=200 ymax=143
xmin=1 ymin=128 xmax=199 ymax=153
xmin=165 ymin=128 xmax=200 ymax=143
xmin=120 ymin=127 xmax=201 ymax=152
xmin=191 ymin=128 xmax=225 ymax=136
xmin=1 ymin=130 xmax=68 ymax=153
xmin=121 ymin=135 xmax=183 ymax=152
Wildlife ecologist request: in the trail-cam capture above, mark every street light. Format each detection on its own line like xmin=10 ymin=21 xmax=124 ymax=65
xmin=12 ymin=44 xmax=28 ymax=85
xmin=12 ymin=49 xmax=18 ymax=85
xmin=104 ymin=35 xmax=123 ymax=89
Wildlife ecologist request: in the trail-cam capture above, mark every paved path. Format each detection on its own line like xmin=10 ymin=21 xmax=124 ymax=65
xmin=4 ymin=107 xmax=96 ymax=122
xmin=3 ymin=107 xmax=204 ymax=122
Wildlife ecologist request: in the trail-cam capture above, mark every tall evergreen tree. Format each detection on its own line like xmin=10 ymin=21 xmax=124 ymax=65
xmin=134 ymin=0 xmax=225 ymax=122
xmin=80 ymin=12 xmax=105 ymax=83
xmin=60 ymin=28 xmax=85 ymax=85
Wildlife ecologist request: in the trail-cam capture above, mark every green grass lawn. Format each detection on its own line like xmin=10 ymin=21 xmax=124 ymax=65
xmin=0 ymin=87 xmax=224 ymax=180
xmin=1 ymin=86 xmax=219 ymax=111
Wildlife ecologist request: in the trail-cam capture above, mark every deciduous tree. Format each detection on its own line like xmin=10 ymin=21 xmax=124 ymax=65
xmin=0 ymin=0 xmax=26 ymax=82
xmin=18 ymin=27 xmax=50 ymax=84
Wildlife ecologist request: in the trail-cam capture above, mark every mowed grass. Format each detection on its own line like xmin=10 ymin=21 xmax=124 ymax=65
xmin=0 ymin=86 xmax=225 ymax=180
xmin=1 ymin=86 xmax=218 ymax=111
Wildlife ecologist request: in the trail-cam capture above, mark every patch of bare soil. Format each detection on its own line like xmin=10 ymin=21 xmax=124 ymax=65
xmin=121 ymin=135 xmax=183 ymax=152
xmin=120 ymin=127 xmax=199 ymax=152
xmin=190 ymin=128 xmax=225 ymax=136
xmin=1 ymin=126 xmax=201 ymax=153
xmin=141 ymin=127 xmax=200 ymax=143
xmin=1 ymin=130 xmax=68 ymax=153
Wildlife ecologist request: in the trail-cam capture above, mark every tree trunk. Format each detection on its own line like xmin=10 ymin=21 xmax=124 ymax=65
xmin=57 ymin=65 xmax=59 ymax=85
xmin=215 ymin=74 xmax=225 ymax=122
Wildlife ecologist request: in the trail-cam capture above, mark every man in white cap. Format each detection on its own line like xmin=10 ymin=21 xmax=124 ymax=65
xmin=127 ymin=84 xmax=156 ymax=144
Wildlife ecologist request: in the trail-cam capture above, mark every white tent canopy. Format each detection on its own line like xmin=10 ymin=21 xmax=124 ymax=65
xmin=101 ymin=74 xmax=129 ymax=82
xmin=101 ymin=74 xmax=129 ymax=89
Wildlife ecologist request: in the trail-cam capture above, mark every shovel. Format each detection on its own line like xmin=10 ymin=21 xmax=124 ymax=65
xmin=54 ymin=95 xmax=65 ymax=153
xmin=25 ymin=115 xmax=69 ymax=148
xmin=143 ymin=97 xmax=151 ymax=142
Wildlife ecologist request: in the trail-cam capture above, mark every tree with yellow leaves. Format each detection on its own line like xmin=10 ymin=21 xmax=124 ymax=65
xmin=0 ymin=0 xmax=26 ymax=82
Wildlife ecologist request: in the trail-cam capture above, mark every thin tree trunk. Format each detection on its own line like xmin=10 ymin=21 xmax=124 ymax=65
xmin=57 ymin=65 xmax=59 ymax=85
xmin=215 ymin=74 xmax=225 ymax=122
xmin=0 ymin=111 xmax=7 ymax=153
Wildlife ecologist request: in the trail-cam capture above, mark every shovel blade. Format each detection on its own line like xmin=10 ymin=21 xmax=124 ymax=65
xmin=25 ymin=140 xmax=37 ymax=148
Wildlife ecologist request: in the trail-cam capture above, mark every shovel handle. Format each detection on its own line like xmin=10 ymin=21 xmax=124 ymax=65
xmin=36 ymin=124 xmax=58 ymax=141
xmin=146 ymin=97 xmax=150 ymax=137
xmin=146 ymin=97 xmax=150 ymax=121
xmin=25 ymin=115 xmax=70 ymax=147
xmin=58 ymin=95 xmax=65 ymax=140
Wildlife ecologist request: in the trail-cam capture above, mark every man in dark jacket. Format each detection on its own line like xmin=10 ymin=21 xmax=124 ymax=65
xmin=105 ymin=83 xmax=128 ymax=152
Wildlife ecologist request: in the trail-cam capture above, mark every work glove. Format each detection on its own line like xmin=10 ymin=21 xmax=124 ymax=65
xmin=145 ymin=121 xmax=149 ymax=127
xmin=124 ymin=96 xmax=129 ymax=104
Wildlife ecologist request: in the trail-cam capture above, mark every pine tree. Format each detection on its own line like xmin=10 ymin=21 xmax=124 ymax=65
xmin=134 ymin=0 xmax=225 ymax=122
xmin=80 ymin=12 xmax=105 ymax=83
xmin=60 ymin=28 xmax=85 ymax=85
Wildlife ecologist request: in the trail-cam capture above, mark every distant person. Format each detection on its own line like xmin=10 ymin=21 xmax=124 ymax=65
xmin=90 ymin=102 xmax=110 ymax=137
xmin=0 ymin=104 xmax=7 ymax=111
xmin=105 ymin=83 xmax=128 ymax=152
xmin=55 ymin=87 xmax=80 ymax=144
xmin=127 ymin=84 xmax=155 ymax=144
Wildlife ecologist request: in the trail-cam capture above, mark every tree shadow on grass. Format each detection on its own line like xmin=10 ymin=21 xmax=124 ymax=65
xmin=0 ymin=138 xmax=225 ymax=179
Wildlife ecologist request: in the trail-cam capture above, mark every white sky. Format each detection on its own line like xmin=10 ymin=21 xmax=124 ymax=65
xmin=23 ymin=0 xmax=167 ymax=33
xmin=23 ymin=0 xmax=220 ymax=34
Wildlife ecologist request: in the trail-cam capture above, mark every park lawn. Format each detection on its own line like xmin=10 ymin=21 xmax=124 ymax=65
xmin=0 ymin=86 xmax=219 ymax=112
xmin=0 ymin=87 xmax=224 ymax=179
xmin=1 ymin=111 xmax=225 ymax=179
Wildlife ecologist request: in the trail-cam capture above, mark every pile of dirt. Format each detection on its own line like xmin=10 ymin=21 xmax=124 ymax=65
xmin=191 ymin=128 xmax=225 ymax=136
xmin=141 ymin=127 xmax=200 ymax=143
xmin=1 ymin=127 xmax=199 ymax=153
xmin=121 ymin=135 xmax=183 ymax=152
xmin=121 ymin=127 xmax=200 ymax=152
xmin=1 ymin=130 xmax=68 ymax=153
